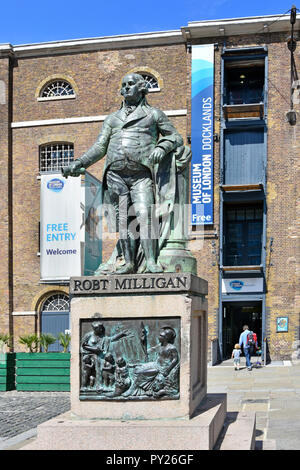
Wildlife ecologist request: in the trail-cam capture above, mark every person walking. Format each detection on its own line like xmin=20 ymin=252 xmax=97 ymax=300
xmin=231 ymin=344 xmax=242 ymax=370
xmin=239 ymin=325 xmax=253 ymax=371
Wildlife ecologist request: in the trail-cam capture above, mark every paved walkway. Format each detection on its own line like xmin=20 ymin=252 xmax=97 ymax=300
xmin=1 ymin=360 xmax=299 ymax=450
xmin=208 ymin=359 xmax=300 ymax=450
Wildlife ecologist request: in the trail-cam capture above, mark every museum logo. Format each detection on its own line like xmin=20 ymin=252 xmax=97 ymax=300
xmin=229 ymin=280 xmax=244 ymax=291
xmin=47 ymin=178 xmax=64 ymax=193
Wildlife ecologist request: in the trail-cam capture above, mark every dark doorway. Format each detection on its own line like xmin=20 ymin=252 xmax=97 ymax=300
xmin=222 ymin=301 xmax=262 ymax=359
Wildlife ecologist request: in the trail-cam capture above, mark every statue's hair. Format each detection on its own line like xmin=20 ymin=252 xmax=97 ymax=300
xmin=161 ymin=326 xmax=176 ymax=344
xmin=121 ymin=73 xmax=149 ymax=96
xmin=92 ymin=320 xmax=105 ymax=331
xmin=104 ymin=352 xmax=115 ymax=363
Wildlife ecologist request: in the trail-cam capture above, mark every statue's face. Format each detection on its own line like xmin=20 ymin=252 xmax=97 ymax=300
xmin=121 ymin=74 xmax=142 ymax=104
xmin=92 ymin=322 xmax=104 ymax=335
xmin=159 ymin=328 xmax=174 ymax=344
xmin=159 ymin=329 xmax=167 ymax=344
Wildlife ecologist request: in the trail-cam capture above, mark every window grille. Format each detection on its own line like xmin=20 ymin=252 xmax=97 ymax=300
xmin=42 ymin=294 xmax=69 ymax=312
xmin=140 ymin=74 xmax=160 ymax=91
xmin=41 ymin=80 xmax=75 ymax=98
xmin=40 ymin=143 xmax=74 ymax=173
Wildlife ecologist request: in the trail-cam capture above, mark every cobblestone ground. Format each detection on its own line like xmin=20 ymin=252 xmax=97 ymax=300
xmin=0 ymin=391 xmax=70 ymax=441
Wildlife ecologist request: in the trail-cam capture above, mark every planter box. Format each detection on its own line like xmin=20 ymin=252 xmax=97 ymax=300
xmin=0 ymin=353 xmax=16 ymax=391
xmin=16 ymin=353 xmax=70 ymax=391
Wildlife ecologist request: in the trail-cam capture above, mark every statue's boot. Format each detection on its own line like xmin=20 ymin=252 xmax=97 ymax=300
xmin=116 ymin=239 xmax=135 ymax=274
xmin=141 ymin=239 xmax=163 ymax=273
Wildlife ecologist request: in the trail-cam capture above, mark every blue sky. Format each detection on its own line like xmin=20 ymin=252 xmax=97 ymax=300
xmin=0 ymin=0 xmax=294 ymax=45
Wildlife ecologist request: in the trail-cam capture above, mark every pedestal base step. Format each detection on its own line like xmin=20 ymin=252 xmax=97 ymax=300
xmin=215 ymin=411 xmax=256 ymax=450
xmin=21 ymin=394 xmax=226 ymax=450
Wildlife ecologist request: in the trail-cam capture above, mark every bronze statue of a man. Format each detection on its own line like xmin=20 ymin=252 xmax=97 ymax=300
xmin=63 ymin=73 xmax=190 ymax=275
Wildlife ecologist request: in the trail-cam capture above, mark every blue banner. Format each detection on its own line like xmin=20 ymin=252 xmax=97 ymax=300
xmin=191 ymin=44 xmax=214 ymax=225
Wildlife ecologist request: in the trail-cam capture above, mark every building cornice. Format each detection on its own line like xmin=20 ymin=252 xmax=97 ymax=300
xmin=0 ymin=43 xmax=14 ymax=58
xmin=1 ymin=30 xmax=184 ymax=58
xmin=182 ymin=14 xmax=297 ymax=40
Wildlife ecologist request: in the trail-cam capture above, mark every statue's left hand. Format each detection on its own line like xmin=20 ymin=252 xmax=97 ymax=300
xmin=149 ymin=147 xmax=165 ymax=164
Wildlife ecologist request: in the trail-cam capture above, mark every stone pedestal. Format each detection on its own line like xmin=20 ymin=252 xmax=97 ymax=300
xmin=22 ymin=274 xmax=227 ymax=450
xmin=70 ymin=273 xmax=207 ymax=420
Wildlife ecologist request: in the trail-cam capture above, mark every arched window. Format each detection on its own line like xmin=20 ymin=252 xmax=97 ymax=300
xmin=39 ymin=143 xmax=74 ymax=173
xmin=40 ymin=80 xmax=75 ymax=99
xmin=140 ymin=73 xmax=160 ymax=92
xmin=42 ymin=293 xmax=70 ymax=312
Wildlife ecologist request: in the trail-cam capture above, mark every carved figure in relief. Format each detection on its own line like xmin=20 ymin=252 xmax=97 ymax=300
xmin=113 ymin=356 xmax=132 ymax=396
xmin=82 ymin=354 xmax=96 ymax=388
xmin=80 ymin=320 xmax=180 ymax=399
xmin=81 ymin=320 xmax=131 ymax=389
xmin=102 ymin=353 xmax=116 ymax=389
xmin=125 ymin=326 xmax=179 ymax=398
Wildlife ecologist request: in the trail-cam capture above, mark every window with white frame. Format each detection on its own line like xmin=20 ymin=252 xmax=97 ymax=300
xmin=39 ymin=143 xmax=74 ymax=173
xmin=40 ymin=80 xmax=75 ymax=100
xmin=140 ymin=73 xmax=160 ymax=92
xmin=42 ymin=293 xmax=70 ymax=312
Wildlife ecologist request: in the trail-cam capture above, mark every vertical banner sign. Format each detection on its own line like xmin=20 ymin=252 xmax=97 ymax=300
xmin=40 ymin=174 xmax=81 ymax=280
xmin=191 ymin=44 xmax=214 ymax=225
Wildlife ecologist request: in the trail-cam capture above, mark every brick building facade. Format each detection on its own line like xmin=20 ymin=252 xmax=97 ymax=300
xmin=0 ymin=14 xmax=299 ymax=361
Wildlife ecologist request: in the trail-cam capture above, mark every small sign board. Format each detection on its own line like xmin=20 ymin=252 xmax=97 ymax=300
xmin=222 ymin=277 xmax=264 ymax=294
xmin=276 ymin=317 xmax=288 ymax=333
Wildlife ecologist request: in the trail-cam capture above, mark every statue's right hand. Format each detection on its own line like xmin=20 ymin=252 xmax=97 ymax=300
xmin=62 ymin=160 xmax=85 ymax=178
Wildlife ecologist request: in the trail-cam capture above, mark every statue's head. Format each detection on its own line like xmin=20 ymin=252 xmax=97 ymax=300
xmin=92 ymin=321 xmax=105 ymax=335
xmin=104 ymin=353 xmax=115 ymax=364
xmin=120 ymin=73 xmax=148 ymax=103
xmin=116 ymin=356 xmax=126 ymax=367
xmin=159 ymin=326 xmax=176 ymax=344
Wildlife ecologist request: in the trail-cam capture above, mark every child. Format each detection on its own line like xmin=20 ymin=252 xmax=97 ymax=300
xmin=102 ymin=353 xmax=116 ymax=389
xmin=82 ymin=354 xmax=96 ymax=388
xmin=231 ymin=344 xmax=242 ymax=370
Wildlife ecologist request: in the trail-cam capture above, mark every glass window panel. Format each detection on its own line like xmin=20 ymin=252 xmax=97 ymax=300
xmin=236 ymin=208 xmax=245 ymax=221
xmin=42 ymin=294 xmax=69 ymax=312
xmin=140 ymin=74 xmax=159 ymax=91
xmin=255 ymin=208 xmax=263 ymax=220
xmin=40 ymin=143 xmax=74 ymax=173
xmin=41 ymin=80 xmax=75 ymax=98
xmin=246 ymin=208 xmax=255 ymax=220
xmin=226 ymin=209 xmax=236 ymax=221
